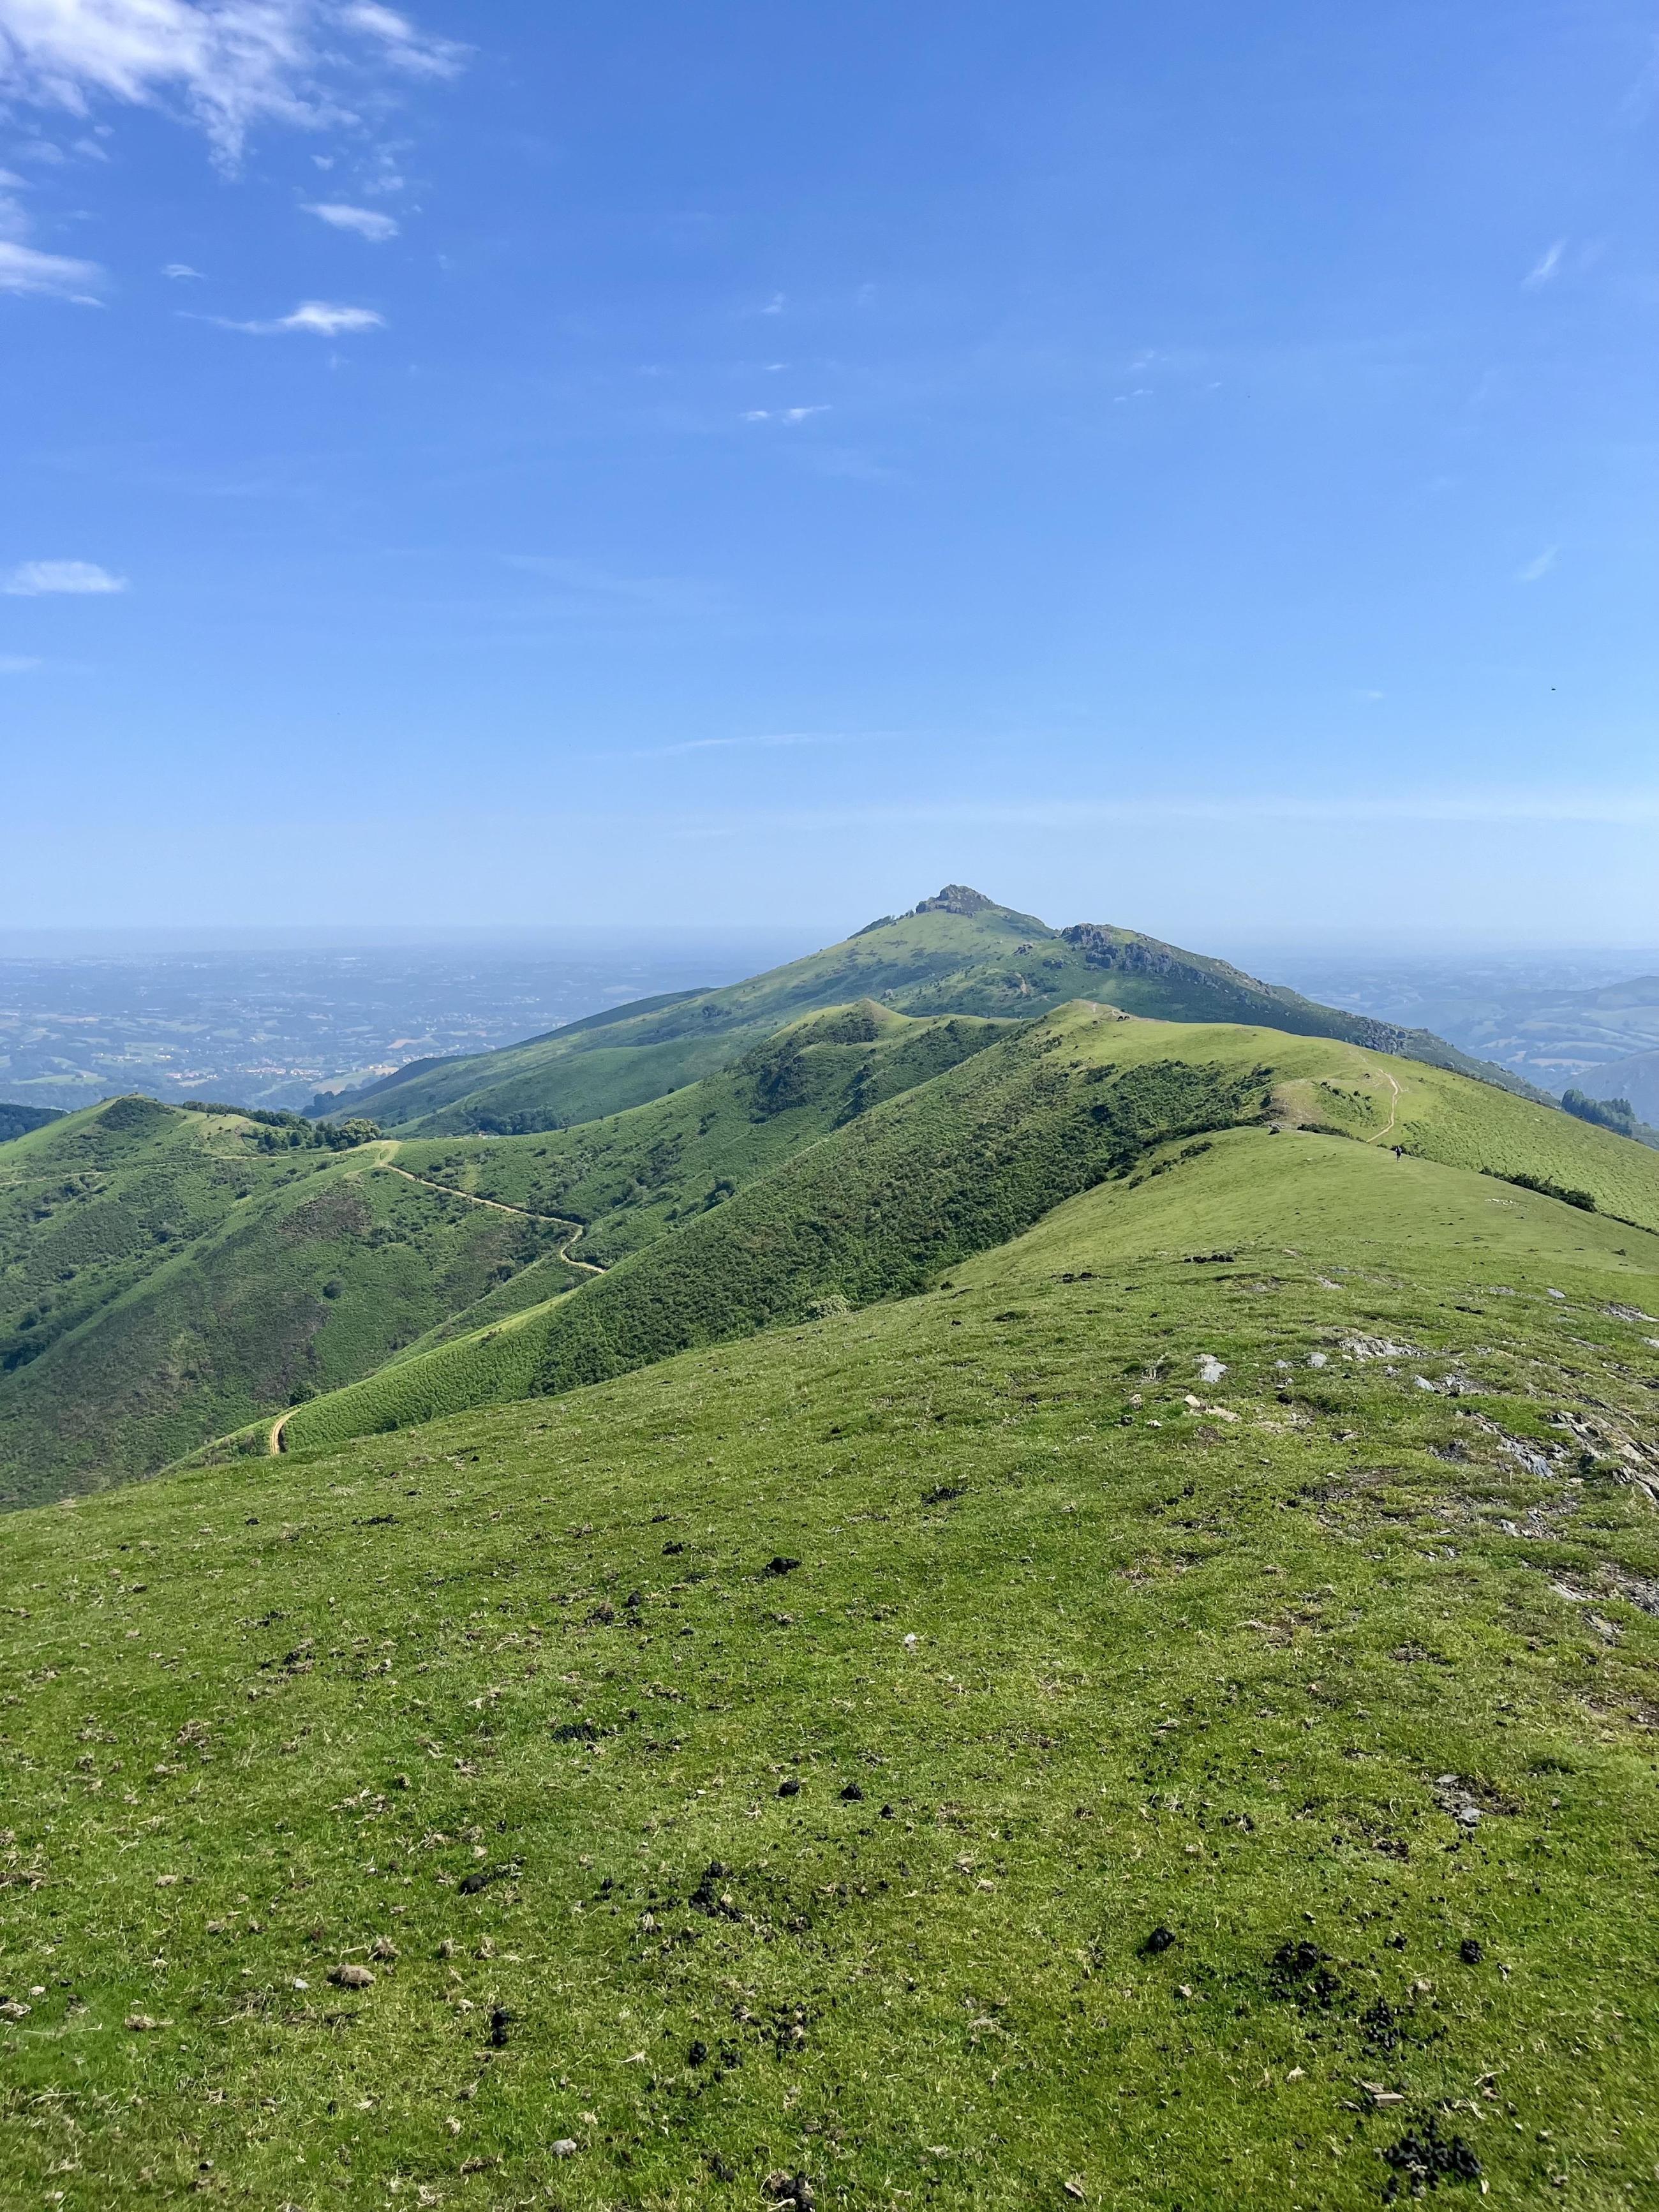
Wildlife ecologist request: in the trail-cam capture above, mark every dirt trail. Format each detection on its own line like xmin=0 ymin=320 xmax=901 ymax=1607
xmin=382 ymin=1163 xmax=606 ymax=1274
xmin=1374 ymin=1069 xmax=1401 ymax=1142
xmin=267 ymin=1165 xmax=605 ymax=1456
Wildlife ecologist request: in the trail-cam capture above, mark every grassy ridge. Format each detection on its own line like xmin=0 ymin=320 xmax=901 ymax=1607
xmin=352 ymin=889 xmax=1521 ymax=1139
xmin=276 ymin=1012 xmax=1267 ymax=1453
xmin=394 ymin=1004 xmax=1011 ymax=1269
xmin=3 ymin=1128 xmax=1656 ymax=2204
xmin=270 ymin=1012 xmax=1659 ymax=1461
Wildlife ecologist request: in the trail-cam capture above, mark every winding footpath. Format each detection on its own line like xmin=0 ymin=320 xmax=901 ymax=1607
xmin=267 ymin=1160 xmax=604 ymax=1455
xmin=381 ymin=1163 xmax=606 ymax=1274
xmin=1374 ymin=1068 xmax=1401 ymax=1142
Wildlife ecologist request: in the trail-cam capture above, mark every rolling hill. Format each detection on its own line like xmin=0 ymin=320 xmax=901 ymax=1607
xmin=3 ymin=1003 xmax=1656 ymax=2206
xmin=336 ymin=887 xmax=1531 ymax=1139
xmin=0 ymin=1100 xmax=585 ymax=1509
xmin=255 ymin=1003 xmax=1659 ymax=1464
xmin=0 ymin=1008 xmax=1008 ymax=1508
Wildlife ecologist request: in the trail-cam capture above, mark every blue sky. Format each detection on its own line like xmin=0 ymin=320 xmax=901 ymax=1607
xmin=1 ymin=0 xmax=1655 ymax=946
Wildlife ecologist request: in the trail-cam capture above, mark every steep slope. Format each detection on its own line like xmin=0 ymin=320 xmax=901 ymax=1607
xmin=0 ymin=1100 xmax=582 ymax=1508
xmin=342 ymin=886 xmax=1522 ymax=1138
xmin=3 ymin=1099 xmax=1656 ymax=2206
xmin=0 ymin=1013 xmax=1007 ymax=1507
xmin=264 ymin=1006 xmax=1659 ymax=1461
xmin=394 ymin=1002 xmax=1010 ymax=1271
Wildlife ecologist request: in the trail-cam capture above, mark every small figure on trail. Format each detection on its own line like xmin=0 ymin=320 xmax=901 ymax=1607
xmin=1392 ymin=1145 xmax=1402 ymax=1160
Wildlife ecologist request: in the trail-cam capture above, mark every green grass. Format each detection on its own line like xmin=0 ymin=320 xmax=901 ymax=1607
xmin=3 ymin=1123 xmax=1657 ymax=2206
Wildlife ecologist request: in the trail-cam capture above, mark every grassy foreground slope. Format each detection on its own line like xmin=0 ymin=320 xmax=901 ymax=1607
xmin=0 ymin=1102 xmax=580 ymax=1508
xmin=270 ymin=1008 xmax=1659 ymax=1461
xmin=346 ymin=887 xmax=1519 ymax=1138
xmin=3 ymin=1126 xmax=1657 ymax=2206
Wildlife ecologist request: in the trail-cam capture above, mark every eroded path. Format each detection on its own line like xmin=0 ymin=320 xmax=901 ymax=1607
xmin=268 ymin=1164 xmax=606 ymax=1453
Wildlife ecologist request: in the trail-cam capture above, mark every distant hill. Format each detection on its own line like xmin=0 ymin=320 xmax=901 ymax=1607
xmin=332 ymin=885 xmax=1536 ymax=1137
xmin=0 ymin=1100 xmax=64 ymax=1144
xmin=1580 ymin=1044 xmax=1659 ymax=1127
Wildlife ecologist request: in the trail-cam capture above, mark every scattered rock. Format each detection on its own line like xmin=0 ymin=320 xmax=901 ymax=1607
xmin=1459 ymin=1938 xmax=1484 ymax=1966
xmin=551 ymin=2139 xmax=579 ymax=2158
xmin=1142 ymin=1925 xmax=1176 ymax=1955
xmin=764 ymin=1556 xmax=801 ymax=1577
xmin=328 ymin=1964 xmax=374 ymax=1989
xmin=370 ymin=1936 xmax=398 ymax=1961
xmin=124 ymin=2014 xmax=160 ymax=2031
xmin=688 ymin=2038 xmax=708 ymax=2065
xmin=840 ymin=1781 xmax=865 ymax=1802
xmin=489 ymin=2006 xmax=512 ymax=2047
xmin=778 ymin=1777 xmax=801 ymax=1798
xmin=1196 ymin=1355 xmax=1228 ymax=1384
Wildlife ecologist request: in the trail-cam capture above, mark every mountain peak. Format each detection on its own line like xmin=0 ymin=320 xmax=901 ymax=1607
xmin=912 ymin=884 xmax=995 ymax=917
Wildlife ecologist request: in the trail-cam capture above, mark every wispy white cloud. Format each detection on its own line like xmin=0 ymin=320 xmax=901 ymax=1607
xmin=743 ymin=405 xmax=828 ymax=424
xmin=765 ymin=790 xmax=1659 ymax=830
xmin=338 ymin=1 xmax=458 ymax=77
xmin=637 ymin=731 xmax=861 ymax=759
xmin=305 ymin=198 xmax=398 ymax=239
xmin=3 ymin=558 xmax=126 ymax=594
xmin=161 ymin=258 xmax=203 ymax=278
xmin=757 ymin=290 xmax=785 ymax=315
xmin=1523 ymin=239 xmax=1565 ymax=288
xmin=215 ymin=296 xmax=384 ymax=333
xmin=0 ymin=652 xmax=43 ymax=670
xmin=0 ymin=234 xmax=102 ymax=296
xmin=0 ymin=0 xmax=465 ymax=163
xmin=1517 ymin=545 xmax=1558 ymax=583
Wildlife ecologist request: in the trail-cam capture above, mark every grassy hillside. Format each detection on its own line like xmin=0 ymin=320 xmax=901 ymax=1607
xmin=344 ymin=886 xmax=1522 ymax=1139
xmin=0 ymin=1016 xmax=1010 ymax=1510
xmin=267 ymin=1009 xmax=1659 ymax=1462
xmin=3 ymin=1107 xmax=1656 ymax=2204
xmin=0 ymin=1101 xmax=583 ymax=1509
xmin=394 ymin=1003 xmax=1010 ymax=1271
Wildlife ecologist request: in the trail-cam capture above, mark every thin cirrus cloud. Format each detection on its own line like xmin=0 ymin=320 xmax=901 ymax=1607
xmin=1524 ymin=239 xmax=1566 ymax=288
xmin=0 ymin=234 xmax=103 ymax=297
xmin=1517 ymin=546 xmax=1558 ymax=583
xmin=2 ymin=559 xmax=128 ymax=595
xmin=214 ymin=298 xmax=385 ymax=334
xmin=304 ymin=200 xmax=398 ymax=240
xmin=161 ymin=260 xmax=203 ymax=278
xmin=0 ymin=0 xmax=465 ymax=164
